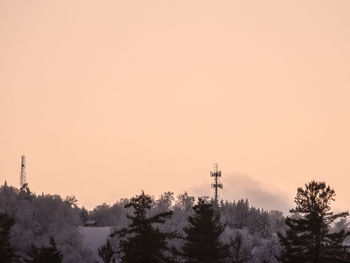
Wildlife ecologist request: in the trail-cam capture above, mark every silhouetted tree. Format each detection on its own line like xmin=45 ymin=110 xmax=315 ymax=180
xmin=0 ymin=213 xmax=19 ymax=263
xmin=25 ymin=237 xmax=63 ymax=263
xmin=278 ymin=181 xmax=350 ymax=263
xmin=98 ymin=239 xmax=115 ymax=263
xmin=112 ymin=191 xmax=176 ymax=263
xmin=80 ymin=206 xmax=89 ymax=225
xmin=181 ymin=198 xmax=228 ymax=263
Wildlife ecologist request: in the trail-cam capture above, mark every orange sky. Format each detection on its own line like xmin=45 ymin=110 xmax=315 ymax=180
xmin=1 ymin=0 xmax=350 ymax=212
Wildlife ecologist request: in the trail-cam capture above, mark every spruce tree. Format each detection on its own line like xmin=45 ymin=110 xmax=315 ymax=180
xmin=181 ymin=198 xmax=228 ymax=263
xmin=278 ymin=181 xmax=350 ymax=263
xmin=0 ymin=213 xmax=19 ymax=263
xmin=98 ymin=239 xmax=115 ymax=263
xmin=112 ymin=191 xmax=175 ymax=263
xmin=25 ymin=237 xmax=63 ymax=263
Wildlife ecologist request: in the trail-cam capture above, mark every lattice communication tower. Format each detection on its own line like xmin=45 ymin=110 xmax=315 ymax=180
xmin=210 ymin=163 xmax=223 ymax=203
xmin=20 ymin=155 xmax=27 ymax=188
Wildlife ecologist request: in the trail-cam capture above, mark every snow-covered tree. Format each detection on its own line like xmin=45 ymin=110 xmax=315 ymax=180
xmin=252 ymin=236 xmax=280 ymax=263
xmin=156 ymin=192 xmax=175 ymax=212
xmin=268 ymin=210 xmax=285 ymax=234
xmin=0 ymin=183 xmax=93 ymax=263
xmin=228 ymin=229 xmax=254 ymax=263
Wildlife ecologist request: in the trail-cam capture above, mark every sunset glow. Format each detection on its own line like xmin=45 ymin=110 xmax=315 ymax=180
xmin=1 ymin=0 xmax=350 ymax=212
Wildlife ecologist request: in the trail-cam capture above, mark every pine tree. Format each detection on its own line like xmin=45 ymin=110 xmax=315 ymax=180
xmin=112 ymin=191 xmax=176 ymax=263
xmin=0 ymin=213 xmax=19 ymax=263
xmin=181 ymin=198 xmax=228 ymax=263
xmin=278 ymin=181 xmax=350 ymax=263
xmin=98 ymin=239 xmax=115 ymax=263
xmin=25 ymin=237 xmax=63 ymax=263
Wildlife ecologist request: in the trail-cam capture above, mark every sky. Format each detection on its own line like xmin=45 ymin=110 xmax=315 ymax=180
xmin=1 ymin=0 xmax=350 ymax=212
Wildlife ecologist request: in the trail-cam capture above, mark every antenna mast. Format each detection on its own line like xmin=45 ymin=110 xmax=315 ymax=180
xmin=210 ymin=163 xmax=223 ymax=204
xmin=20 ymin=155 xmax=27 ymax=188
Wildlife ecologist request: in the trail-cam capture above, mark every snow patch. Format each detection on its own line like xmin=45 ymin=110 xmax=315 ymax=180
xmin=79 ymin=226 xmax=112 ymax=262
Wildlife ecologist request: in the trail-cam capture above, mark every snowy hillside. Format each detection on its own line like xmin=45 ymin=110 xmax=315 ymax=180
xmin=79 ymin=226 xmax=112 ymax=262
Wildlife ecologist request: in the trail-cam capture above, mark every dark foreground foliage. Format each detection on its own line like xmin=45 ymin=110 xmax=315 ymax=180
xmin=98 ymin=239 xmax=115 ymax=263
xmin=181 ymin=198 xmax=229 ymax=263
xmin=25 ymin=237 xmax=63 ymax=263
xmin=111 ymin=191 xmax=176 ymax=263
xmin=278 ymin=181 xmax=350 ymax=263
xmin=0 ymin=213 xmax=19 ymax=263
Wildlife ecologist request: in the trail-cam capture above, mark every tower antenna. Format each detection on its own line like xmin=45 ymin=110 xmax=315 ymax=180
xmin=20 ymin=155 xmax=27 ymax=188
xmin=210 ymin=163 xmax=223 ymax=204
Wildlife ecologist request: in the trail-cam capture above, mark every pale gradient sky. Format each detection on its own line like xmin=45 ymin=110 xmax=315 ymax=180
xmin=1 ymin=0 xmax=350 ymax=212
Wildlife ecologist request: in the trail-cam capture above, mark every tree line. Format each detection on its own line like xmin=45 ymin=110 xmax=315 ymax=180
xmin=1 ymin=181 xmax=350 ymax=262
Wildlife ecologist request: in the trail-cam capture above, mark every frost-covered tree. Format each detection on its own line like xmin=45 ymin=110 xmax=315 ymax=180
xmin=156 ymin=192 xmax=175 ymax=212
xmin=233 ymin=200 xmax=250 ymax=229
xmin=332 ymin=218 xmax=350 ymax=234
xmin=175 ymin=192 xmax=195 ymax=212
xmin=90 ymin=201 xmax=132 ymax=227
xmin=170 ymin=192 xmax=195 ymax=233
xmin=252 ymin=237 xmax=280 ymax=263
xmin=268 ymin=210 xmax=286 ymax=234
xmin=182 ymin=198 xmax=228 ymax=263
xmin=247 ymin=208 xmax=272 ymax=239
xmin=228 ymin=230 xmax=253 ymax=263
xmin=278 ymin=181 xmax=350 ymax=263
xmin=0 ymin=183 xmax=93 ymax=263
